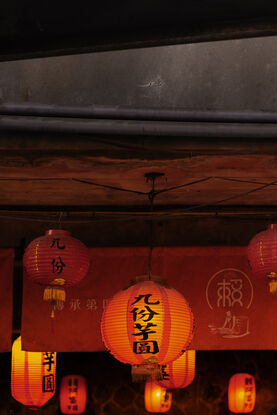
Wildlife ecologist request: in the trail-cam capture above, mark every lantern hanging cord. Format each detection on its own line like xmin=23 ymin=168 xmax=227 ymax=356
xmin=147 ymin=199 xmax=154 ymax=280
xmin=146 ymin=173 xmax=160 ymax=280
xmin=58 ymin=211 xmax=63 ymax=229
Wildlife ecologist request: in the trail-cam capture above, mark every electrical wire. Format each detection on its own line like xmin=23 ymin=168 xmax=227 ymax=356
xmin=154 ymin=177 xmax=213 ymax=195
xmin=0 ymin=175 xmax=275 ymax=222
xmin=179 ymin=179 xmax=277 ymax=212
xmin=214 ymin=177 xmax=277 ymax=186
xmin=71 ymin=178 xmax=147 ymax=195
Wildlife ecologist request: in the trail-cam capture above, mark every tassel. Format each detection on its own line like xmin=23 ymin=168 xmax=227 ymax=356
xmin=43 ymin=286 xmax=66 ymax=319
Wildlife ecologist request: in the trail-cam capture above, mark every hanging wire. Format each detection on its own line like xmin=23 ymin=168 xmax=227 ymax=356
xmin=0 ymin=175 xmax=276 ymax=222
xmin=58 ymin=212 xmax=63 ymax=229
xmin=145 ymin=173 xmax=162 ymax=280
xmin=147 ymin=200 xmax=154 ymax=280
xmin=71 ymin=178 xmax=147 ymax=195
xmin=180 ymin=179 xmax=277 ymax=213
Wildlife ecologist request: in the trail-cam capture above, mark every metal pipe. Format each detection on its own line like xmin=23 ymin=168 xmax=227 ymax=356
xmin=2 ymin=115 xmax=277 ymax=138
xmin=1 ymin=103 xmax=277 ymax=123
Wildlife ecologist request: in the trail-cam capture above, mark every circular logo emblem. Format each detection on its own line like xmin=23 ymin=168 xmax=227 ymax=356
xmin=206 ymin=268 xmax=253 ymax=310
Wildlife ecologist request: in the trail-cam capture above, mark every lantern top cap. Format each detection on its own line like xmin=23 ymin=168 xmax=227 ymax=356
xmin=231 ymin=372 xmax=253 ymax=378
xmin=134 ymin=274 xmax=164 ymax=283
xmin=131 ymin=274 xmax=169 ymax=288
xmin=267 ymin=224 xmax=277 ymax=230
xmin=45 ymin=229 xmax=71 ymax=236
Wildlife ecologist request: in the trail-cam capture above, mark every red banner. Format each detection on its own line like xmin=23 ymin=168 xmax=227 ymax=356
xmin=21 ymin=247 xmax=276 ymax=351
xmin=0 ymin=249 xmax=14 ymax=352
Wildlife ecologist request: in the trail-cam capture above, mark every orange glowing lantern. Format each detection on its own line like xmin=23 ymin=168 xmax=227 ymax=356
xmin=23 ymin=229 xmax=90 ymax=317
xmin=11 ymin=336 xmax=56 ymax=409
xmin=158 ymin=349 xmax=195 ymax=389
xmin=101 ymin=279 xmax=194 ymax=366
xmin=247 ymin=223 xmax=277 ymax=293
xmin=60 ymin=375 xmax=87 ymax=414
xmin=144 ymin=379 xmax=172 ymax=413
xmin=228 ymin=373 xmax=256 ymax=413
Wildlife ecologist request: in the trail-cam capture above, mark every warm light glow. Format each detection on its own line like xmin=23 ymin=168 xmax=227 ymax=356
xmin=23 ymin=229 xmax=90 ymax=317
xmin=11 ymin=336 xmax=56 ymax=409
xmin=23 ymin=229 xmax=90 ymax=287
xmin=158 ymin=349 xmax=195 ymax=389
xmin=101 ymin=279 xmax=194 ymax=365
xmin=228 ymin=373 xmax=256 ymax=413
xmin=248 ymin=224 xmax=277 ymax=292
xmin=144 ymin=379 xmax=172 ymax=413
xmin=60 ymin=375 xmax=87 ymax=414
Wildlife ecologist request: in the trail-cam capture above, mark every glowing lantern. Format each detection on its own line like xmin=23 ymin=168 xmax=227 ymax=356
xmin=247 ymin=224 xmax=277 ymax=293
xmin=144 ymin=379 xmax=172 ymax=413
xmin=60 ymin=375 xmax=87 ymax=414
xmin=228 ymin=373 xmax=256 ymax=413
xmin=11 ymin=336 xmax=56 ymax=409
xmin=101 ymin=278 xmax=194 ymax=366
xmin=23 ymin=229 xmax=90 ymax=316
xmin=158 ymin=349 xmax=195 ymax=389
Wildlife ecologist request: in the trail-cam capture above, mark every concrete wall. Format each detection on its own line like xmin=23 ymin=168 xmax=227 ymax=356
xmin=1 ymin=36 xmax=277 ymax=111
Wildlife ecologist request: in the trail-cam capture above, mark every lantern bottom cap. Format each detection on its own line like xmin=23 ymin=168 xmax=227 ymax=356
xmin=43 ymin=286 xmax=66 ymax=302
xmin=269 ymin=281 xmax=277 ymax=294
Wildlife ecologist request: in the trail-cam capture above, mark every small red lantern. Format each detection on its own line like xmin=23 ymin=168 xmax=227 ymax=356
xmin=144 ymin=379 xmax=172 ymax=413
xmin=23 ymin=229 xmax=90 ymax=317
xmin=11 ymin=336 xmax=56 ymax=409
xmin=60 ymin=375 xmax=87 ymax=414
xmin=158 ymin=350 xmax=195 ymax=389
xmin=101 ymin=278 xmax=194 ymax=366
xmin=247 ymin=223 xmax=277 ymax=293
xmin=228 ymin=373 xmax=256 ymax=413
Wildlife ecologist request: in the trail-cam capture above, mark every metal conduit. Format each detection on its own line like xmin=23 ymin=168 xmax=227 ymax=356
xmin=1 ymin=103 xmax=277 ymax=123
xmin=2 ymin=115 xmax=277 ymax=138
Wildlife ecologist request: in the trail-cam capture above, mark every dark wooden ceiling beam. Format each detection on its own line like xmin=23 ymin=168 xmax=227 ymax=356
xmin=1 ymin=1 xmax=277 ymax=61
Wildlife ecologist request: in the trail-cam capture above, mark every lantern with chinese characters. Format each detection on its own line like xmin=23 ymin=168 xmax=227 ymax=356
xmin=11 ymin=336 xmax=56 ymax=409
xmin=228 ymin=373 xmax=256 ymax=413
xmin=101 ymin=278 xmax=194 ymax=366
xmin=60 ymin=375 xmax=87 ymax=414
xmin=23 ymin=229 xmax=90 ymax=317
xmin=158 ymin=349 xmax=195 ymax=389
xmin=247 ymin=223 xmax=277 ymax=293
xmin=144 ymin=379 xmax=172 ymax=413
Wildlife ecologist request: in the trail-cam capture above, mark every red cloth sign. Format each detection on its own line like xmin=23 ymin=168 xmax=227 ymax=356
xmin=0 ymin=249 xmax=14 ymax=352
xmin=21 ymin=247 xmax=276 ymax=351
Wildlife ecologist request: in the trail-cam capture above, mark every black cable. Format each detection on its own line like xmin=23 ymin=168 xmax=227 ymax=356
xmin=71 ymin=178 xmax=147 ymax=195
xmin=215 ymin=177 xmax=277 ymax=186
xmin=155 ymin=177 xmax=213 ymax=195
xmin=181 ymin=179 xmax=277 ymax=212
xmin=145 ymin=174 xmax=157 ymax=280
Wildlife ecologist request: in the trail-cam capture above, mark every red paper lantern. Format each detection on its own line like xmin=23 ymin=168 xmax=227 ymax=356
xmin=101 ymin=278 xmax=194 ymax=366
xmin=60 ymin=375 xmax=87 ymax=414
xmin=158 ymin=349 xmax=195 ymax=389
xmin=228 ymin=373 xmax=256 ymax=413
xmin=247 ymin=223 xmax=277 ymax=293
xmin=144 ymin=379 xmax=172 ymax=413
xmin=11 ymin=336 xmax=56 ymax=409
xmin=23 ymin=229 xmax=90 ymax=316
